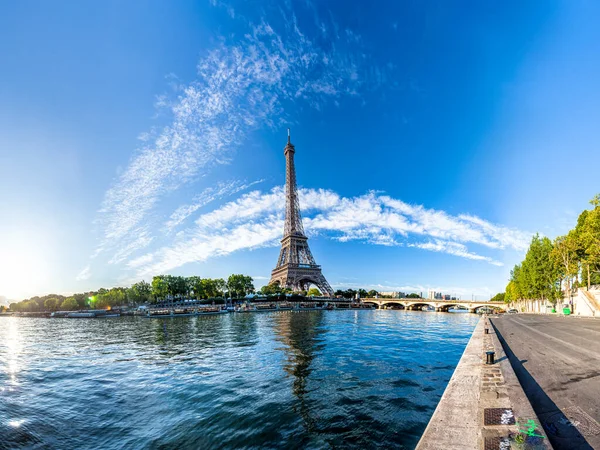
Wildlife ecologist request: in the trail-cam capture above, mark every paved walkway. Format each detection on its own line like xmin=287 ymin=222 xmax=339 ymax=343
xmin=491 ymin=314 xmax=600 ymax=450
xmin=417 ymin=316 xmax=551 ymax=449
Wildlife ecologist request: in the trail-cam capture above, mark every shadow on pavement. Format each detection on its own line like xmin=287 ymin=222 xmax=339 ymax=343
xmin=490 ymin=319 xmax=593 ymax=450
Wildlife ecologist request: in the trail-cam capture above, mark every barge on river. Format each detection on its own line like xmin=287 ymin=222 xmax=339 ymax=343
xmin=144 ymin=307 xmax=229 ymax=318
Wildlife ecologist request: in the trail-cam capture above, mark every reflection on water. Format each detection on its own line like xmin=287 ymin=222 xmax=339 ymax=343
xmin=276 ymin=311 xmax=326 ymax=434
xmin=0 ymin=311 xmax=478 ymax=449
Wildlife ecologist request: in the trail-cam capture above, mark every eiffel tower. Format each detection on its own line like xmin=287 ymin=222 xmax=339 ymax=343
xmin=269 ymin=130 xmax=334 ymax=297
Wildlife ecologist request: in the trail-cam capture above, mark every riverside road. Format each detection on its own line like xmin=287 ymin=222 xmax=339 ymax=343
xmin=491 ymin=314 xmax=600 ymax=450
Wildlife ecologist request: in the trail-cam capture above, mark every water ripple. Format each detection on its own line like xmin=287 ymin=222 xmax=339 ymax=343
xmin=0 ymin=311 xmax=478 ymax=449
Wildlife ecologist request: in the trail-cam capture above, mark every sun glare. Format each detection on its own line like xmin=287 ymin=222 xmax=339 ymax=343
xmin=0 ymin=237 xmax=50 ymax=300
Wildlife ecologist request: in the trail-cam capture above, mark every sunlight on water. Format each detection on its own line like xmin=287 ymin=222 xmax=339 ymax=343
xmin=0 ymin=311 xmax=478 ymax=449
xmin=2 ymin=318 xmax=23 ymax=386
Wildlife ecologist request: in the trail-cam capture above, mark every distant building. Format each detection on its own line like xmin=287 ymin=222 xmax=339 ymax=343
xmin=379 ymin=291 xmax=402 ymax=298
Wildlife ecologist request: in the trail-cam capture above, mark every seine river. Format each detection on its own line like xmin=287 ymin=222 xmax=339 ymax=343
xmin=0 ymin=311 xmax=478 ymax=449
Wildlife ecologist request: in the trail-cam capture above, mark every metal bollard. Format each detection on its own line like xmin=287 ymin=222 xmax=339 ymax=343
xmin=486 ymin=351 xmax=495 ymax=365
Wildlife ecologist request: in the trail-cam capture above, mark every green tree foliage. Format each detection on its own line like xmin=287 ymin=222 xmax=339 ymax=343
xmin=505 ymin=194 xmax=600 ymax=307
xmin=260 ymin=283 xmax=282 ymax=295
xmin=152 ymin=275 xmax=169 ymax=299
xmin=334 ymin=289 xmax=357 ymax=299
xmin=60 ymin=297 xmax=79 ymax=311
xmin=129 ymin=281 xmax=152 ymax=304
xmin=551 ymin=232 xmax=579 ymax=298
xmin=307 ymin=288 xmax=321 ymax=297
xmin=579 ymin=196 xmax=600 ymax=288
xmin=490 ymin=293 xmax=506 ymax=303
xmin=44 ymin=298 xmax=59 ymax=311
xmin=73 ymin=293 xmax=90 ymax=308
xmin=227 ymin=274 xmax=254 ymax=298
xmin=5 ymin=273 xmax=275 ymax=311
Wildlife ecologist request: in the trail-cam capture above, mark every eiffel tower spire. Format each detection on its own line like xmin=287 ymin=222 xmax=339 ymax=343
xmin=269 ymin=130 xmax=334 ymax=297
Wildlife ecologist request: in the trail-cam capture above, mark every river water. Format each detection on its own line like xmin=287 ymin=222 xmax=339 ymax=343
xmin=0 ymin=310 xmax=478 ymax=449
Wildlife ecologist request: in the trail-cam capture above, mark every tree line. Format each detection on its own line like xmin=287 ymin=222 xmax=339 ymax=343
xmin=9 ymin=274 xmax=256 ymax=312
xmin=501 ymin=195 xmax=600 ymax=306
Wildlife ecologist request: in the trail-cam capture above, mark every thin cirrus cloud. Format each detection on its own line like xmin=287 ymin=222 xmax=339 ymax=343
xmin=165 ymin=179 xmax=264 ymax=232
xmin=88 ymin=6 xmax=383 ymax=279
xmin=75 ymin=265 xmax=91 ymax=281
xmin=128 ymin=187 xmax=530 ymax=279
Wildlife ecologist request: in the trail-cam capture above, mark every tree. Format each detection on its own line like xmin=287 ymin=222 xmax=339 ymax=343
xmin=73 ymin=293 xmax=89 ymax=308
xmin=407 ymin=293 xmax=421 ymax=299
xmin=307 ymin=288 xmax=321 ymax=297
xmin=261 ymin=283 xmax=282 ymax=295
xmin=152 ymin=275 xmax=169 ymax=300
xmin=129 ymin=281 xmax=152 ymax=304
xmin=44 ymin=298 xmax=59 ymax=311
xmin=505 ymin=235 xmax=562 ymax=307
xmin=551 ymin=232 xmax=579 ymax=299
xmin=61 ymin=297 xmax=79 ymax=311
xmin=579 ymin=195 xmax=600 ymax=288
xmin=367 ymin=290 xmax=378 ymax=298
xmin=227 ymin=274 xmax=254 ymax=298
xmin=490 ymin=293 xmax=505 ymax=303
xmin=213 ymin=278 xmax=226 ymax=297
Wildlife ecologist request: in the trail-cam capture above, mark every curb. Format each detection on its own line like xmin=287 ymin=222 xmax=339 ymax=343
xmin=416 ymin=317 xmax=484 ymax=449
xmin=489 ymin=317 xmax=553 ymax=449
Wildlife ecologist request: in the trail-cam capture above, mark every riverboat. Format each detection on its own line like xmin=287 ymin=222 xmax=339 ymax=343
xmin=297 ymin=303 xmax=323 ymax=310
xmin=236 ymin=303 xmax=280 ymax=313
xmin=67 ymin=312 xmax=96 ymax=318
xmin=144 ymin=307 xmax=228 ymax=318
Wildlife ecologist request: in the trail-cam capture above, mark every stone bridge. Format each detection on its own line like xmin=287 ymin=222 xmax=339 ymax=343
xmin=360 ymin=298 xmax=507 ymax=313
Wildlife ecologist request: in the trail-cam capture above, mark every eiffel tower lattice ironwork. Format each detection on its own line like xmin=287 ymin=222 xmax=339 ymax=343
xmin=269 ymin=130 xmax=334 ymax=297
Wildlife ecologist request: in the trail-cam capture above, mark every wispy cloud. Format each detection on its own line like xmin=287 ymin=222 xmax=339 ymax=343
xmin=165 ymin=179 xmax=264 ymax=232
xmin=76 ymin=265 xmax=91 ymax=281
xmin=408 ymin=240 xmax=503 ymax=266
xmin=129 ymin=187 xmax=530 ymax=278
xmin=89 ymin=3 xmax=379 ymax=273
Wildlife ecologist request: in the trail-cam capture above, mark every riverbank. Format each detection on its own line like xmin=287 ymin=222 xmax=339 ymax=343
xmin=417 ymin=316 xmax=551 ymax=449
xmin=491 ymin=314 xmax=600 ymax=449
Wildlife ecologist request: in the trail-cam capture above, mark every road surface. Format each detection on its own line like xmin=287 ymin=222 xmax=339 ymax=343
xmin=491 ymin=314 xmax=600 ymax=450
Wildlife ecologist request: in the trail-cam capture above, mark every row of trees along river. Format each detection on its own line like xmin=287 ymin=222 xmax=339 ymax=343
xmin=501 ymin=194 xmax=600 ymax=306
xmin=4 ymin=272 xmax=409 ymax=313
xmin=7 ymin=274 xmax=254 ymax=312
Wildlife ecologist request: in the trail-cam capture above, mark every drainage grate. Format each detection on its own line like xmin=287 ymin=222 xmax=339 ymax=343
xmin=562 ymin=406 xmax=600 ymax=436
xmin=484 ymin=408 xmax=515 ymax=426
xmin=483 ymin=436 xmax=510 ymax=450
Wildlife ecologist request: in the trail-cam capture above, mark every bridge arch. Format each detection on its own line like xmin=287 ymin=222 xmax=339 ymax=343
xmin=362 ymin=301 xmax=379 ymax=308
xmin=381 ymin=302 xmax=405 ymax=310
xmin=405 ymin=302 xmax=436 ymax=311
xmin=473 ymin=304 xmax=506 ymax=313
xmin=439 ymin=303 xmax=470 ymax=312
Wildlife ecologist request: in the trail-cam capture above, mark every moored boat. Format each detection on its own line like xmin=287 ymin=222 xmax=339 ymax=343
xmin=144 ymin=307 xmax=228 ymax=318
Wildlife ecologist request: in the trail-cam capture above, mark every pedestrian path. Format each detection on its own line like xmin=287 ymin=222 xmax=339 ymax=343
xmin=417 ymin=316 xmax=552 ymax=449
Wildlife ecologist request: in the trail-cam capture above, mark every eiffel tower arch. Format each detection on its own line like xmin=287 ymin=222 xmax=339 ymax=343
xmin=269 ymin=131 xmax=334 ymax=297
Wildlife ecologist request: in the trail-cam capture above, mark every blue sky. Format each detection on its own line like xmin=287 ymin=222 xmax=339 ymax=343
xmin=1 ymin=0 xmax=599 ymax=301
